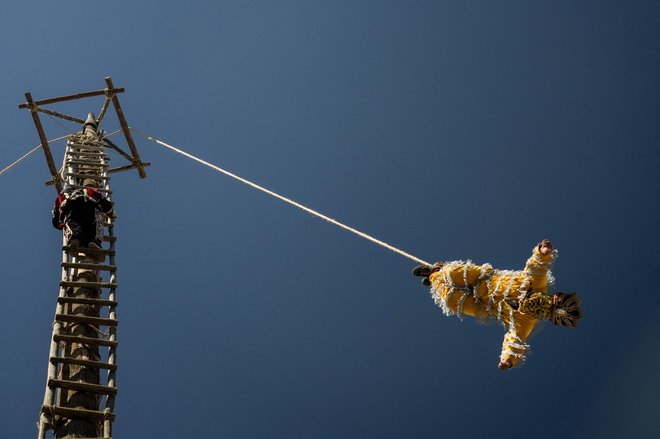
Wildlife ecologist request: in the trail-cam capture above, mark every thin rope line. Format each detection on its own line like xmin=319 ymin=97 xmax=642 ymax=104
xmin=131 ymin=128 xmax=431 ymax=266
xmin=0 ymin=134 xmax=70 ymax=176
xmin=1 ymin=129 xmax=122 ymax=177
xmin=102 ymin=128 xmax=124 ymax=139
xmin=46 ymin=113 xmax=76 ymax=135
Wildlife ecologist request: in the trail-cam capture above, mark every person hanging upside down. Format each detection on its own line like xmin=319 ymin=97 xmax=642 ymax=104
xmin=52 ymin=178 xmax=116 ymax=261
xmin=413 ymin=240 xmax=581 ymax=370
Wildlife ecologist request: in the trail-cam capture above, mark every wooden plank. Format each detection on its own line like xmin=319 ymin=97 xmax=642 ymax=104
xmin=60 ymin=280 xmax=117 ymax=289
xmin=66 ymin=166 xmax=108 ymax=172
xmin=18 ymin=87 xmax=124 ymax=108
xmin=57 ymin=297 xmax=117 ymax=307
xmin=34 ymin=107 xmax=86 ymax=125
xmin=108 ymin=161 xmax=151 ymax=174
xmin=67 ymin=140 xmax=105 ymax=147
xmin=66 ymin=159 xmax=110 ymax=166
xmin=49 ymin=378 xmax=117 ymax=396
xmin=66 ymin=148 xmax=109 ymax=156
xmin=64 ymin=156 xmax=109 ymax=163
xmin=53 ymin=334 xmax=117 ymax=348
xmin=103 ymin=137 xmax=134 ymax=162
xmin=65 ymin=155 xmax=109 ymax=161
xmin=50 ymin=356 xmax=117 ymax=371
xmin=65 ymin=173 xmax=110 ymax=180
xmin=41 ymin=405 xmax=115 ymax=421
xmin=24 ymin=93 xmax=62 ymax=192
xmin=97 ymin=96 xmax=111 ymax=125
xmin=59 ymin=184 xmax=112 ymax=193
xmin=104 ymin=77 xmax=147 ymax=178
xmin=61 ymin=247 xmax=116 ymax=257
xmin=62 ymin=262 xmax=116 ymax=271
xmin=47 ymin=180 xmax=113 ymax=188
xmin=66 ymin=144 xmax=106 ymax=150
xmin=55 ymin=314 xmax=118 ymax=327
xmin=67 ymin=147 xmax=106 ymax=153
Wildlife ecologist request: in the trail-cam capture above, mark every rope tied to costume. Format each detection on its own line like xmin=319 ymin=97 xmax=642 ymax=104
xmin=131 ymin=127 xmax=431 ymax=266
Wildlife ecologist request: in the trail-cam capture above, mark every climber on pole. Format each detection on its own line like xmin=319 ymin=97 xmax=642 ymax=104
xmin=413 ymin=240 xmax=582 ymax=370
xmin=52 ymin=177 xmax=116 ymax=262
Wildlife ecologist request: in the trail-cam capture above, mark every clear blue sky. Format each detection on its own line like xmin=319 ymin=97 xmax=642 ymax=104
xmin=1 ymin=1 xmax=659 ymax=438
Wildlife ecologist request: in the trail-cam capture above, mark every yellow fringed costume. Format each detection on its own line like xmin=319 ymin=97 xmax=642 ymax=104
xmin=414 ymin=241 xmax=581 ymax=369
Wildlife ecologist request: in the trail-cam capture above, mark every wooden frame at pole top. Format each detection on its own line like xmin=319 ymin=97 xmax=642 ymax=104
xmin=19 ymin=77 xmax=147 ymax=190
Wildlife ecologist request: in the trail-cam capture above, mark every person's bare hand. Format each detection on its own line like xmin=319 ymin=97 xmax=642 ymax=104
xmin=498 ymin=358 xmax=513 ymax=370
xmin=539 ymin=239 xmax=553 ymax=255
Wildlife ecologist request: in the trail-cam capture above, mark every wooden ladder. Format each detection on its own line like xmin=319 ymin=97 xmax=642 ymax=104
xmin=38 ymin=134 xmax=118 ymax=439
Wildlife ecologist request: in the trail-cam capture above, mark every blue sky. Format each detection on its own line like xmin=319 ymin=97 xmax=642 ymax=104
xmin=1 ymin=1 xmax=659 ymax=438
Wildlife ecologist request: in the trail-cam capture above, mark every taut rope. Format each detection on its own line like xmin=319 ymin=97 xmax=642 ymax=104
xmin=131 ymin=128 xmax=431 ymax=266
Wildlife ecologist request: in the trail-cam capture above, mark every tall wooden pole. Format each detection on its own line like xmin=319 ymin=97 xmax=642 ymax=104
xmin=54 ymin=117 xmax=104 ymax=439
xmin=25 ymin=79 xmax=138 ymax=439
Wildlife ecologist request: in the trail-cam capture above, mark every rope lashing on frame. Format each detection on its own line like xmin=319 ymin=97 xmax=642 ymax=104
xmin=131 ymin=127 xmax=431 ymax=266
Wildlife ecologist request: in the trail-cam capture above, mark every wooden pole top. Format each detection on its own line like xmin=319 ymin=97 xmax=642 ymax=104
xmin=18 ymin=87 xmax=125 ymax=109
xmin=19 ymin=76 xmax=147 ymax=186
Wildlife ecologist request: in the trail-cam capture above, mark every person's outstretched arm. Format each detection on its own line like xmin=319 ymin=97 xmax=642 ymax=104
xmin=523 ymin=239 xmax=557 ymax=292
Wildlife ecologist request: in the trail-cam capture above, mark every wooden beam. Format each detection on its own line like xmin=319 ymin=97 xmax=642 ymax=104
xmin=24 ymin=92 xmax=62 ymax=192
xmin=33 ymin=107 xmax=86 ymax=125
xmin=53 ymin=334 xmax=117 ymax=348
xmin=45 ymin=180 xmax=113 ymax=193
xmin=64 ymin=172 xmax=110 ymax=180
xmin=103 ymin=136 xmax=134 ymax=162
xmin=41 ymin=405 xmax=115 ymax=421
xmin=108 ymin=161 xmax=151 ymax=174
xmin=104 ymin=77 xmax=147 ymax=178
xmin=55 ymin=313 xmax=118 ymax=327
xmin=50 ymin=356 xmax=117 ymax=371
xmin=60 ymin=280 xmax=117 ymax=289
xmin=57 ymin=297 xmax=118 ymax=307
xmin=61 ymin=262 xmax=116 ymax=272
xmin=18 ymin=87 xmax=124 ymax=109
xmin=97 ymin=97 xmax=112 ymax=125
xmin=48 ymin=379 xmax=117 ymax=396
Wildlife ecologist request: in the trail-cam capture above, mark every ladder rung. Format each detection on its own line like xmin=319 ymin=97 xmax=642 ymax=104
xmin=54 ymin=334 xmax=117 ymax=348
xmin=62 ymin=246 xmax=116 ymax=256
xmin=67 ymin=141 xmax=105 ymax=146
xmin=65 ymin=173 xmax=110 ymax=180
xmin=67 ymin=142 xmax=105 ymax=147
xmin=103 ymin=235 xmax=116 ymax=242
xmin=48 ymin=378 xmax=117 ymax=395
xmin=66 ymin=168 xmax=107 ymax=174
xmin=66 ymin=157 xmax=110 ymax=162
xmin=60 ymin=281 xmax=117 ymax=289
xmin=62 ymin=262 xmax=116 ymax=272
xmin=67 ymin=146 xmax=106 ymax=152
xmin=65 ymin=165 xmax=107 ymax=170
xmin=41 ymin=405 xmax=115 ymax=421
xmin=66 ymin=159 xmax=110 ymax=166
xmin=50 ymin=356 xmax=117 ymax=371
xmin=58 ymin=296 xmax=118 ymax=307
xmin=55 ymin=314 xmax=118 ymax=327
xmin=66 ymin=154 xmax=110 ymax=160
xmin=64 ymin=185 xmax=112 ymax=193
xmin=66 ymin=152 xmax=108 ymax=157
